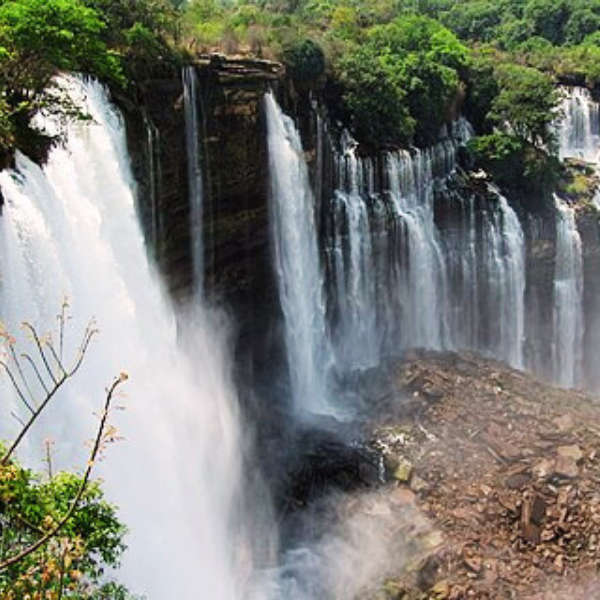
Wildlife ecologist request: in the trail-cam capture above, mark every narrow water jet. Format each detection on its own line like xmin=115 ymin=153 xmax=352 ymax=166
xmin=183 ymin=66 xmax=205 ymax=297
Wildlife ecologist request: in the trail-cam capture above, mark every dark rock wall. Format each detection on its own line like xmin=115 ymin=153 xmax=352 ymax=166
xmin=578 ymin=209 xmax=600 ymax=389
xmin=117 ymin=58 xmax=286 ymax=393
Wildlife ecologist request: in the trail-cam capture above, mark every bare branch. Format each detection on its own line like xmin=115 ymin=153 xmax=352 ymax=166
xmin=0 ymin=361 xmax=35 ymax=415
xmin=2 ymin=319 xmax=97 ymax=465
xmin=0 ymin=374 xmax=127 ymax=572
xmin=21 ymin=353 xmax=50 ymax=395
xmin=67 ymin=324 xmax=97 ymax=377
xmin=9 ymin=345 xmax=37 ymax=408
xmin=22 ymin=323 xmax=58 ymax=385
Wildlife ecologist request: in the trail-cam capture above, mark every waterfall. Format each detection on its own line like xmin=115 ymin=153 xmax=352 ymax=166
xmin=145 ymin=115 xmax=162 ymax=255
xmin=386 ymin=148 xmax=449 ymax=350
xmin=553 ymin=195 xmax=584 ymax=388
xmin=265 ymin=92 xmax=333 ymax=415
xmin=558 ymin=86 xmax=600 ymax=163
xmin=326 ymin=123 xmax=526 ymax=371
xmin=183 ymin=66 xmax=205 ymax=296
xmin=0 ymin=78 xmax=243 ymax=599
xmin=328 ymin=135 xmax=379 ymax=370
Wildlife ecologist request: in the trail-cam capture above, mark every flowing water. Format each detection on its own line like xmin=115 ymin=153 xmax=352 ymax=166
xmin=553 ymin=195 xmax=585 ymax=388
xmin=265 ymin=92 xmax=333 ymax=416
xmin=0 ymin=78 xmax=243 ymax=599
xmin=326 ymin=124 xmax=526 ymax=372
xmin=558 ymin=86 xmax=600 ymax=164
xmin=183 ymin=66 xmax=205 ymax=297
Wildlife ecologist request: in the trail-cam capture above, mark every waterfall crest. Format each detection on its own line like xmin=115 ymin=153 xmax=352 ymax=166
xmin=0 ymin=78 xmax=243 ymax=599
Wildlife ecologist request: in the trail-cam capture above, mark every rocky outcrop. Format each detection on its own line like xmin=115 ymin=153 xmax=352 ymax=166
xmin=117 ymin=56 xmax=286 ymax=389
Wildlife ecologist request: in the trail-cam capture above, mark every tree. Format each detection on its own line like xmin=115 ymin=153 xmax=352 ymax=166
xmin=0 ymin=306 xmax=132 ymax=598
xmin=0 ymin=0 xmax=123 ymax=160
xmin=489 ymin=64 xmax=559 ymax=149
xmin=283 ymin=38 xmax=326 ymax=84
xmin=523 ymin=0 xmax=570 ymax=44
xmin=337 ymin=45 xmax=415 ymax=146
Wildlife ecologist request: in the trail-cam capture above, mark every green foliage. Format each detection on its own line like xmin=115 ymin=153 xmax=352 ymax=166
xmin=337 ymin=45 xmax=415 ymax=146
xmin=335 ymin=15 xmax=468 ymax=145
xmin=468 ymin=132 xmax=559 ymax=196
xmin=523 ymin=0 xmax=570 ymax=44
xmin=0 ymin=450 xmax=133 ymax=598
xmin=463 ymin=48 xmax=499 ymax=133
xmin=443 ymin=1 xmax=502 ymax=42
xmin=489 ymin=64 xmax=559 ymax=148
xmin=283 ymin=38 xmax=325 ymax=83
xmin=0 ymin=0 xmax=179 ymax=159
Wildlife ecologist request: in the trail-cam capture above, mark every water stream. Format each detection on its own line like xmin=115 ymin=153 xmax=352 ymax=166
xmin=0 ymin=78 xmax=243 ymax=599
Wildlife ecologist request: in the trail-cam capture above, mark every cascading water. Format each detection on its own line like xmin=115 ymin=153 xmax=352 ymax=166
xmin=326 ymin=122 xmax=526 ymax=371
xmin=552 ymin=195 xmax=584 ymax=388
xmin=145 ymin=115 xmax=162 ymax=255
xmin=0 ymin=78 xmax=243 ymax=599
xmin=328 ymin=134 xmax=379 ymax=370
xmin=183 ymin=66 xmax=205 ymax=296
xmin=265 ymin=92 xmax=333 ymax=415
xmin=558 ymin=86 xmax=600 ymax=163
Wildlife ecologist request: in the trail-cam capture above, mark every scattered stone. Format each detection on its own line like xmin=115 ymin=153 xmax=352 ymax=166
xmin=421 ymin=530 xmax=444 ymax=550
xmin=558 ymin=445 xmax=583 ymax=463
xmin=533 ymin=458 xmax=556 ymax=480
xmin=506 ymin=472 xmax=530 ymax=489
xmin=521 ymin=494 xmax=547 ymax=544
xmin=554 ymin=414 xmax=574 ymax=431
xmin=555 ymin=455 xmax=579 ymax=479
xmin=410 ymin=475 xmax=429 ymax=493
xmin=361 ymin=351 xmax=600 ymax=599
xmin=392 ymin=488 xmax=417 ymax=507
xmin=393 ymin=459 xmax=413 ymax=483
xmin=430 ymin=580 xmax=451 ymax=598
xmin=464 ymin=556 xmax=482 ymax=574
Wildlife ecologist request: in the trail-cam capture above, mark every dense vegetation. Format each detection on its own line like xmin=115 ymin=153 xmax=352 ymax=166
xmin=179 ymin=0 xmax=600 ymax=193
xmin=0 ymin=452 xmax=132 ymax=599
xmin=0 ymin=0 xmax=179 ymax=164
xmin=2 ymin=0 xmax=598 ymax=193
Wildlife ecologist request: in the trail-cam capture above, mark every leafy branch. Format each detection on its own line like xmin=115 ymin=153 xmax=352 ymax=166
xmin=0 ymin=373 xmax=127 ymax=573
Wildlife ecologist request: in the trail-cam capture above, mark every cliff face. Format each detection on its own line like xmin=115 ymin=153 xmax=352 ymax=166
xmin=117 ymin=65 xmax=600 ymax=399
xmin=118 ymin=57 xmax=286 ymax=386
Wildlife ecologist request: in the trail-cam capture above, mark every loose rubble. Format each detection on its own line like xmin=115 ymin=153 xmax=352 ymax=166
xmin=361 ymin=351 xmax=600 ymax=599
